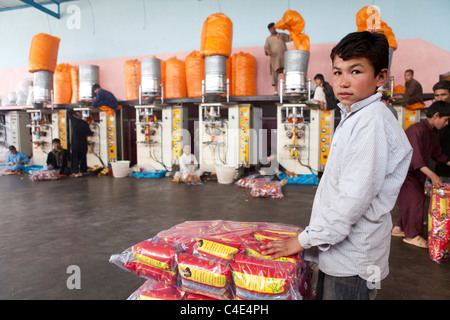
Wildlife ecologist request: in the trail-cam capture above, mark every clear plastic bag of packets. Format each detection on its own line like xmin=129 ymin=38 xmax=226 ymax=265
xmin=110 ymin=220 xmax=314 ymax=300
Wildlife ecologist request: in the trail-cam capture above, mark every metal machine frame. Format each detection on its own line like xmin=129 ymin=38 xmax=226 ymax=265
xmin=135 ymin=103 xmax=188 ymax=171
xmin=198 ymin=102 xmax=262 ymax=172
xmin=72 ymin=107 xmax=124 ymax=169
xmin=276 ymin=103 xmax=334 ymax=175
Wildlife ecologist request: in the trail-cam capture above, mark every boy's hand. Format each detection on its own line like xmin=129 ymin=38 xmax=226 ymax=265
xmin=260 ymin=236 xmax=304 ymax=260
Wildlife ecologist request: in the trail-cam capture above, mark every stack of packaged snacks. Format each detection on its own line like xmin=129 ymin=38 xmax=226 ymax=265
xmin=110 ymin=220 xmax=311 ymax=300
xmin=428 ymin=185 xmax=450 ymax=263
xmin=250 ymin=180 xmax=284 ymax=199
xmin=236 ymin=174 xmax=270 ymax=189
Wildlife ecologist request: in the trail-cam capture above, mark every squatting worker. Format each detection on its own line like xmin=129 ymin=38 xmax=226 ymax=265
xmin=261 ymin=31 xmax=413 ymax=300
xmin=6 ymin=145 xmax=29 ymax=172
xmin=264 ymin=22 xmax=290 ymax=95
xmin=92 ymin=84 xmax=121 ymax=116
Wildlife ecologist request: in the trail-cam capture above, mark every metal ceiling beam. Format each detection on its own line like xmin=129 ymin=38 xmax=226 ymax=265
xmin=18 ymin=0 xmax=61 ymax=19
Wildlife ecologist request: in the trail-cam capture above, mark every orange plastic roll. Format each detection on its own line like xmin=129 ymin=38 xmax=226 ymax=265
xmin=185 ymin=51 xmax=205 ymax=98
xmin=231 ymin=52 xmax=257 ymax=96
xmin=124 ymin=59 xmax=141 ymax=101
xmin=274 ymin=10 xmax=310 ymax=51
xmin=165 ymin=57 xmax=187 ymax=99
xmin=53 ymin=63 xmax=72 ymax=105
xmin=356 ymin=6 xmax=398 ymax=50
xmin=70 ymin=66 xmax=79 ymax=103
xmin=28 ymin=33 xmax=61 ymax=73
xmin=200 ymin=13 xmax=233 ymax=57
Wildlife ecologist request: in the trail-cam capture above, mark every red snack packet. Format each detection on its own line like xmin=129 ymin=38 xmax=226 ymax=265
xmin=177 ymin=253 xmax=232 ymax=300
xmin=110 ymin=237 xmax=179 ymax=283
xmin=193 ymin=237 xmax=242 ymax=262
xmin=230 ymin=257 xmax=300 ymax=300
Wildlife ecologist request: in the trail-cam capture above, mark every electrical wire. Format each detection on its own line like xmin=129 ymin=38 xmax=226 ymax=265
xmin=297 ymin=122 xmax=318 ymax=175
xmin=87 ymin=0 xmax=96 ymax=35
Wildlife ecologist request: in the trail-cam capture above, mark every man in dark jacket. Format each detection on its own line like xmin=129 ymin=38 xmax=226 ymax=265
xmin=92 ymin=84 xmax=119 ymax=112
xmin=68 ymin=109 xmax=94 ymax=177
xmin=46 ymin=138 xmax=71 ymax=175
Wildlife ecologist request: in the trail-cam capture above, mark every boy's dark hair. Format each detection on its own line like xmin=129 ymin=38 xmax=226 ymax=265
xmin=92 ymin=84 xmax=101 ymax=96
xmin=8 ymin=145 xmax=16 ymax=151
xmin=405 ymin=69 xmax=414 ymax=76
xmin=52 ymin=138 xmax=61 ymax=144
xmin=426 ymin=101 xmax=450 ymax=118
xmin=314 ymin=74 xmax=324 ymax=81
xmin=330 ymin=31 xmax=389 ymax=76
xmin=432 ymin=80 xmax=450 ymax=92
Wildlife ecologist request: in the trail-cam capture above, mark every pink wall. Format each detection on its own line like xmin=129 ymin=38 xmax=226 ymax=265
xmin=1 ymin=39 xmax=449 ymax=103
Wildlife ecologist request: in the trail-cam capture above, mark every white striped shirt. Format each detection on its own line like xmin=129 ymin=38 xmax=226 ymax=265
xmin=298 ymin=92 xmax=412 ymax=280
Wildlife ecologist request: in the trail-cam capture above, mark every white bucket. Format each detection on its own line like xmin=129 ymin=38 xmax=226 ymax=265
xmin=215 ymin=165 xmax=236 ymax=184
xmin=111 ymin=161 xmax=130 ymax=178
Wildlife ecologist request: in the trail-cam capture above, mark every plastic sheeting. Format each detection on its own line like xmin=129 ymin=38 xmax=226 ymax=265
xmin=356 ymin=6 xmax=398 ymax=50
xmin=275 ymin=10 xmax=310 ymax=52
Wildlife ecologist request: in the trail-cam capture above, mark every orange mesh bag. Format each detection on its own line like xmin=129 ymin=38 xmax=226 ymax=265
xmin=231 ymin=52 xmax=257 ymax=96
xmin=70 ymin=66 xmax=79 ymax=104
xmin=274 ymin=10 xmax=310 ymax=51
xmin=356 ymin=6 xmax=398 ymax=50
xmin=185 ymin=51 xmax=205 ymax=98
xmin=200 ymin=13 xmax=233 ymax=57
xmin=53 ymin=63 xmax=72 ymax=105
xmin=28 ymin=33 xmax=61 ymax=73
xmin=124 ymin=59 xmax=141 ymax=101
xmin=165 ymin=57 xmax=187 ymax=99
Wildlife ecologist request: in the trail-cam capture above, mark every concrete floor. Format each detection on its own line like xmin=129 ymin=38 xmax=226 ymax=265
xmin=0 ymin=173 xmax=449 ymax=300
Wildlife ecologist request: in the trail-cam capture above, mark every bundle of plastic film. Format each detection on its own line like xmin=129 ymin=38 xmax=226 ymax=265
xmin=274 ymin=9 xmax=310 ymax=51
xmin=110 ymin=220 xmax=310 ymax=300
xmin=29 ymin=169 xmax=60 ymax=182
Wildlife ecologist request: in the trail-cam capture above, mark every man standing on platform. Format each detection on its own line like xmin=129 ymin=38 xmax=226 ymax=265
xmin=264 ymin=22 xmax=291 ymax=95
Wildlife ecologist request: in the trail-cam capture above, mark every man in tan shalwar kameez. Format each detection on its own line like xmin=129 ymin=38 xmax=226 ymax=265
xmin=264 ymin=22 xmax=291 ymax=95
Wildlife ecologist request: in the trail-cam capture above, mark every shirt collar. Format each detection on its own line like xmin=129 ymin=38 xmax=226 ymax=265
xmin=338 ymin=92 xmax=382 ymax=117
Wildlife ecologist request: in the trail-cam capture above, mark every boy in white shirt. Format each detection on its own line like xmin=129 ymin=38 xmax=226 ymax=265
xmin=261 ymin=31 xmax=412 ymax=300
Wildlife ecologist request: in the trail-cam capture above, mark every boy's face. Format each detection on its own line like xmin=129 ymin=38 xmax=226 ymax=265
xmin=332 ymin=56 xmax=387 ymax=107
xmin=431 ymin=113 xmax=450 ymax=130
